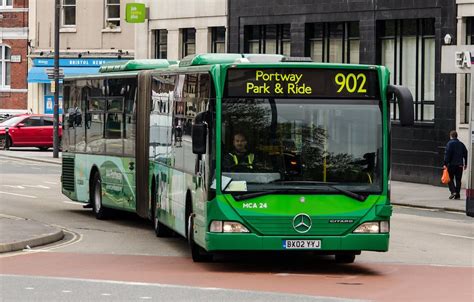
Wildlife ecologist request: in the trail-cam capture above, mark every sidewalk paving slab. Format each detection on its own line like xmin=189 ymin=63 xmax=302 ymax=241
xmin=0 ymin=215 xmax=64 ymax=253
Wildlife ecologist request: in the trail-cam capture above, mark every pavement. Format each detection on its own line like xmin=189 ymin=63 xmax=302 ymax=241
xmin=0 ymin=147 xmax=470 ymax=253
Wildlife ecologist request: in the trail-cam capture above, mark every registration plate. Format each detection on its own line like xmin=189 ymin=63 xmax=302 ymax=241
xmin=283 ymin=240 xmax=321 ymax=249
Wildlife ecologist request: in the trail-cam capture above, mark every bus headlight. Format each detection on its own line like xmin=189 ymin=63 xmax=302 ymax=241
xmin=210 ymin=221 xmax=250 ymax=233
xmin=353 ymin=221 xmax=389 ymax=234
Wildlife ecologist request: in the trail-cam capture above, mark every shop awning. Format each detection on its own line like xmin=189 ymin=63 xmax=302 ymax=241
xmin=27 ymin=67 xmax=100 ymax=83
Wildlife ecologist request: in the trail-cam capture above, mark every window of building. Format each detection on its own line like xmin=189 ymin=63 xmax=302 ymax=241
xmin=182 ymin=28 xmax=196 ymax=58
xmin=0 ymin=45 xmax=11 ymax=89
xmin=244 ymin=24 xmax=291 ymax=56
xmin=0 ymin=0 xmax=13 ymax=9
xmin=306 ymin=22 xmax=359 ymax=63
xmin=154 ymin=29 xmax=168 ymax=59
xmin=379 ymin=19 xmax=435 ymax=122
xmin=62 ymin=0 xmax=76 ymax=27
xmin=463 ymin=18 xmax=474 ymax=124
xmin=105 ymin=0 xmax=120 ymax=28
xmin=211 ymin=27 xmax=226 ymax=53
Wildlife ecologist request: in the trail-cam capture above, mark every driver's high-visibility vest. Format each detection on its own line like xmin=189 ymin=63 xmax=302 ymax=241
xmin=229 ymin=152 xmax=254 ymax=169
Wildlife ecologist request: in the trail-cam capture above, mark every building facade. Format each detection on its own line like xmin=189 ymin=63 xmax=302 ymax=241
xmin=27 ymin=0 xmax=135 ymax=114
xmin=134 ymin=0 xmax=227 ymax=60
xmin=455 ymin=0 xmax=474 ymax=188
xmin=228 ymin=0 xmax=458 ymax=186
xmin=0 ymin=0 xmax=29 ymax=114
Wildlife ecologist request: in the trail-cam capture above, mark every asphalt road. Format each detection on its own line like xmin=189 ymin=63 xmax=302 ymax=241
xmin=0 ymin=156 xmax=473 ymax=301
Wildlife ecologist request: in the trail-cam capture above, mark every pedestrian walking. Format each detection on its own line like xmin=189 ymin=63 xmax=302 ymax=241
xmin=443 ymin=130 xmax=468 ymax=200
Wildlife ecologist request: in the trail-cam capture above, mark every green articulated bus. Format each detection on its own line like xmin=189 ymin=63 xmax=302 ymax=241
xmin=61 ymin=54 xmax=414 ymax=263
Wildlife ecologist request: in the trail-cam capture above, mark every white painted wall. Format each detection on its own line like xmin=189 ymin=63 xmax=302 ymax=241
xmin=135 ymin=0 xmax=227 ymax=60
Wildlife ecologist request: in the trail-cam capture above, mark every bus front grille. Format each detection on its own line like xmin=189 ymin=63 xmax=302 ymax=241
xmin=62 ymin=157 xmax=75 ymax=192
xmin=244 ymin=216 xmax=359 ymax=236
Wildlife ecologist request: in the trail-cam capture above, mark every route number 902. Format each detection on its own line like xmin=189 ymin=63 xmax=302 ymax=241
xmin=335 ymin=73 xmax=367 ymax=93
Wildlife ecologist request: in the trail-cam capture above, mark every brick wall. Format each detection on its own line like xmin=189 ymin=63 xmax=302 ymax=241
xmin=3 ymin=39 xmax=28 ymax=90
xmin=0 ymin=92 xmax=27 ymax=109
xmin=0 ymin=0 xmax=29 ymax=110
xmin=0 ymin=11 xmax=28 ymax=27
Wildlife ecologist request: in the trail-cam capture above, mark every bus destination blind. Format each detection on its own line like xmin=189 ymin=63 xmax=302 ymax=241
xmin=225 ymin=68 xmax=380 ymax=99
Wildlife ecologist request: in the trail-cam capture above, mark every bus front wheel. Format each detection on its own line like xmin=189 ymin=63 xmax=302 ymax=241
xmin=188 ymin=213 xmax=213 ymax=262
xmin=92 ymin=173 xmax=107 ymax=220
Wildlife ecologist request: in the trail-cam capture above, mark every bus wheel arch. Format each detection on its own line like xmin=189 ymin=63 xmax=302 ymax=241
xmin=186 ymin=190 xmax=212 ymax=262
xmin=153 ymin=176 xmax=172 ymax=237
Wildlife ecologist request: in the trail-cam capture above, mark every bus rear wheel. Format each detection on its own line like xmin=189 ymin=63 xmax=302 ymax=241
xmin=335 ymin=253 xmax=356 ymax=264
xmin=188 ymin=213 xmax=213 ymax=262
xmin=92 ymin=173 xmax=107 ymax=220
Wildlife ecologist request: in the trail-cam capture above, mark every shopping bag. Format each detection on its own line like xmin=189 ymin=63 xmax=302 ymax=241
xmin=441 ymin=167 xmax=450 ymax=184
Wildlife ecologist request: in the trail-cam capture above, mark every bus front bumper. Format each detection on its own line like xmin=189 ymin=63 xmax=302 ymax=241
xmin=205 ymin=232 xmax=389 ymax=252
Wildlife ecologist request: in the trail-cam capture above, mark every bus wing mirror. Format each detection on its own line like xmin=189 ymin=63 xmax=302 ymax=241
xmin=192 ymin=123 xmax=207 ymax=154
xmin=387 ymin=85 xmax=414 ymax=127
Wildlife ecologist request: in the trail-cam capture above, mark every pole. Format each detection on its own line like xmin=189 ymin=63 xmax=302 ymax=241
xmin=53 ymin=0 xmax=60 ymax=158
xmin=467 ymin=74 xmax=474 ymax=216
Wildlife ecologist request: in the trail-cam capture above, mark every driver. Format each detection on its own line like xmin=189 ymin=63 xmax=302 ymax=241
xmin=223 ymin=133 xmax=255 ymax=172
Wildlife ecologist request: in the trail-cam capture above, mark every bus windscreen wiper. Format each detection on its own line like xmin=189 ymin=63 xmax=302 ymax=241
xmin=232 ymin=188 xmax=317 ymax=201
xmin=269 ymin=180 xmax=367 ymax=202
xmin=328 ymin=185 xmax=367 ymax=202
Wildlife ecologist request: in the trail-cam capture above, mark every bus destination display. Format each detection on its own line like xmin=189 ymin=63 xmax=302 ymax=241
xmin=225 ymin=68 xmax=379 ymax=99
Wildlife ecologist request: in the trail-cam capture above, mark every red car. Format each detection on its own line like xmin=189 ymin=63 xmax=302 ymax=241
xmin=0 ymin=114 xmax=62 ymax=151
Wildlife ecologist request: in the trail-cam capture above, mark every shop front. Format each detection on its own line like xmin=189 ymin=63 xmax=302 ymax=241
xmin=27 ymin=58 xmax=123 ymax=114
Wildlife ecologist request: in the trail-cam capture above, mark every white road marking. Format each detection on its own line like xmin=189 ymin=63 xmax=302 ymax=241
xmin=0 ymin=229 xmax=82 ymax=258
xmin=139 ymin=297 xmax=152 ymax=300
xmin=0 ymin=213 xmax=24 ymax=220
xmin=2 ymin=185 xmax=25 ymax=189
xmin=0 ymin=191 xmax=37 ymax=198
xmin=24 ymin=287 xmax=34 ymax=290
xmin=61 ymin=290 xmax=72 ymax=293
xmin=101 ymin=293 xmax=112 ymax=296
xmin=63 ymin=200 xmax=82 ymax=205
xmin=439 ymin=233 xmax=474 ymax=240
xmin=1 ymin=184 xmax=50 ymax=189
xmin=43 ymin=181 xmax=58 ymax=185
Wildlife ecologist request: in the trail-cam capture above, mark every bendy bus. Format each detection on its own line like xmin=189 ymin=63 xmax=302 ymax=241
xmin=61 ymin=54 xmax=414 ymax=263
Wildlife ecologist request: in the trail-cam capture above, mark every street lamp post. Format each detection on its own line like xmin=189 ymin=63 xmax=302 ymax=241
xmin=53 ymin=0 xmax=60 ymax=158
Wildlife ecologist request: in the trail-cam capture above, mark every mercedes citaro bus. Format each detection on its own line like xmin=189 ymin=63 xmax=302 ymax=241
xmin=61 ymin=54 xmax=414 ymax=262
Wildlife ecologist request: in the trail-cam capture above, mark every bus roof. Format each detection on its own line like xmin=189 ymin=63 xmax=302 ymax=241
xmin=99 ymin=59 xmax=178 ymax=73
xmin=179 ymin=53 xmax=290 ymax=67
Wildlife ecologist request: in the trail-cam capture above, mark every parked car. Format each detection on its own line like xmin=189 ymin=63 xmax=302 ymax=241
xmin=0 ymin=114 xmax=62 ymax=151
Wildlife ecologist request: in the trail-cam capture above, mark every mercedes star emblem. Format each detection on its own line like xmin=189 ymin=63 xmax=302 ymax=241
xmin=293 ymin=213 xmax=312 ymax=233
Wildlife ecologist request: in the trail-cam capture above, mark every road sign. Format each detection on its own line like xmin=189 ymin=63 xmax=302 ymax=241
xmin=125 ymin=3 xmax=146 ymax=23
xmin=441 ymin=45 xmax=474 ymax=74
xmin=45 ymin=68 xmax=64 ymax=79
